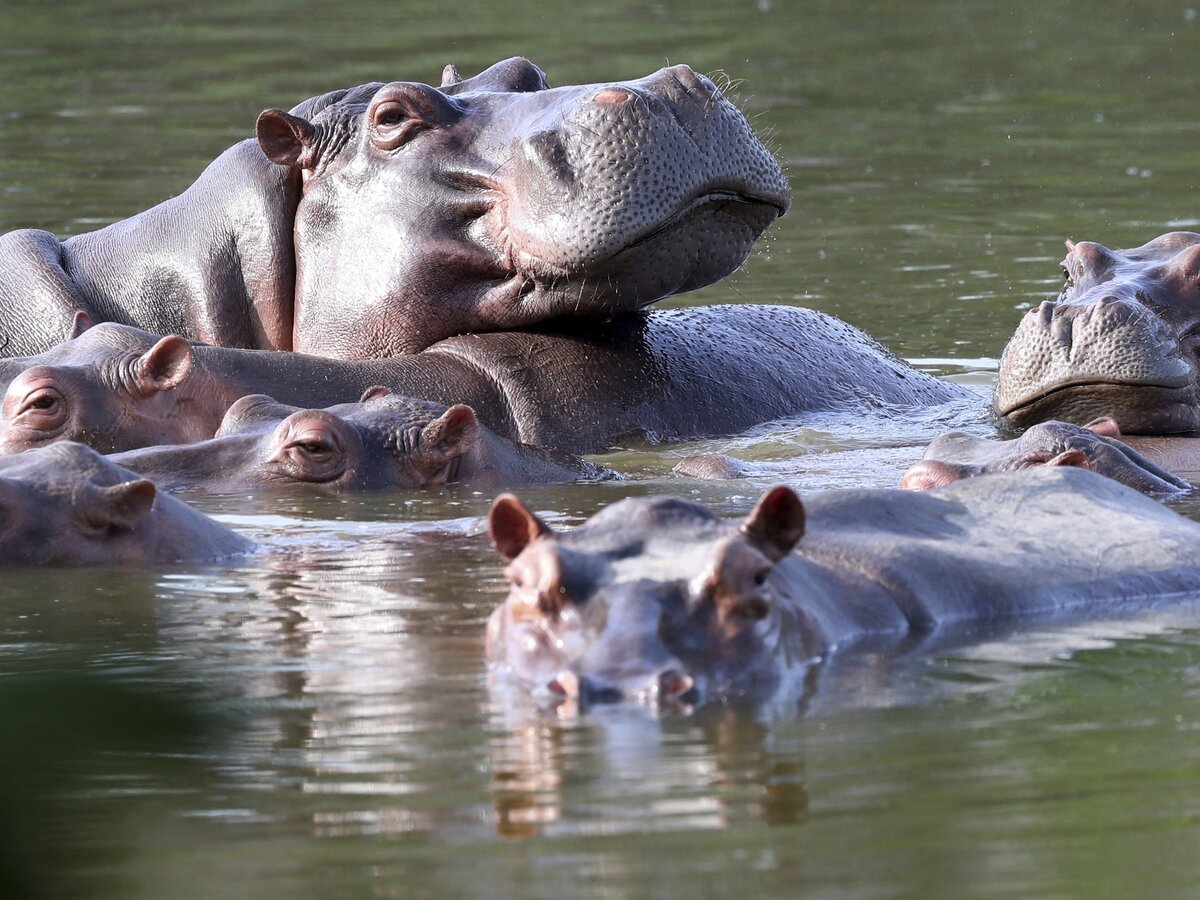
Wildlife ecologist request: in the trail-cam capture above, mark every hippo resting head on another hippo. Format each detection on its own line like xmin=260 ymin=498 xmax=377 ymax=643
xmin=996 ymin=232 xmax=1200 ymax=434
xmin=900 ymin=419 xmax=1192 ymax=496
xmin=0 ymin=59 xmax=788 ymax=358
xmin=486 ymin=468 xmax=1200 ymax=710
xmin=0 ymin=443 xmax=250 ymax=566
xmin=260 ymin=58 xmax=791 ymax=357
xmin=109 ymin=390 xmax=613 ymax=493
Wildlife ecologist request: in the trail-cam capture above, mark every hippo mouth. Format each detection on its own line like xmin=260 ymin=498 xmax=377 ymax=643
xmin=998 ymin=378 xmax=1195 ymax=429
xmin=615 ymin=190 xmax=789 ymax=258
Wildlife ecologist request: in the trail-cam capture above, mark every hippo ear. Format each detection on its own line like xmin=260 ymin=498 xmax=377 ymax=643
xmin=66 ymin=310 xmax=93 ymax=341
xmin=1047 ymin=449 xmax=1092 ymax=470
xmin=1084 ymin=416 xmax=1122 ymax=438
xmin=741 ymin=485 xmax=806 ymax=562
xmin=256 ymin=109 xmax=317 ymax=169
xmin=89 ymin=479 xmax=157 ymax=531
xmin=359 ymin=385 xmax=392 ymax=402
xmin=134 ymin=335 xmax=194 ymax=396
xmin=419 ymin=405 xmax=480 ymax=462
xmin=441 ymin=64 xmax=463 ymax=87
xmin=490 ymin=493 xmax=552 ymax=560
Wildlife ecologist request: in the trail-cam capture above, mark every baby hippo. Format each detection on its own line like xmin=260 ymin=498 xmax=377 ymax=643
xmin=0 ymin=442 xmax=250 ymax=565
xmin=902 ymin=419 xmax=1191 ymax=496
xmin=109 ymin=389 xmax=614 ymax=492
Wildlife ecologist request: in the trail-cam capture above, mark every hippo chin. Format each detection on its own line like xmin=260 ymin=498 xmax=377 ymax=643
xmin=486 ymin=468 xmax=1200 ymax=711
xmin=0 ymin=443 xmax=250 ymax=566
xmin=901 ymin=419 xmax=1192 ymax=497
xmin=0 ymin=59 xmax=788 ymax=358
xmin=996 ymin=232 xmax=1200 ymax=434
xmin=109 ymin=390 xmax=613 ymax=493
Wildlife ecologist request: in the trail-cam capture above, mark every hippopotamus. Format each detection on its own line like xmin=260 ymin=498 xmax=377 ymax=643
xmin=0 ymin=442 xmax=250 ymax=565
xmin=0 ymin=307 xmax=971 ymax=456
xmin=900 ymin=418 xmax=1192 ymax=496
xmin=0 ymin=59 xmax=789 ymax=358
xmin=485 ymin=467 xmax=1200 ymax=709
xmin=996 ymin=232 xmax=1200 ymax=434
xmin=107 ymin=390 xmax=612 ymax=492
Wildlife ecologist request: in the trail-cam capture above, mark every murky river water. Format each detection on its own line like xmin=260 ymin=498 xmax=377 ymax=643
xmin=3 ymin=0 xmax=1200 ymax=896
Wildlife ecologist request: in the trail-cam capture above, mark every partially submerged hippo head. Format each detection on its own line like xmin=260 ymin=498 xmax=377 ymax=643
xmin=0 ymin=442 xmax=249 ymax=565
xmin=901 ymin=419 xmax=1191 ymax=497
xmin=996 ymin=232 xmax=1200 ymax=434
xmin=256 ymin=58 xmax=791 ymax=357
xmin=0 ymin=326 xmax=201 ymax=454
xmin=486 ymin=486 xmax=813 ymax=710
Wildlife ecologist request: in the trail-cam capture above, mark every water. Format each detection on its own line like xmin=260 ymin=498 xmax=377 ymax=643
xmin=3 ymin=0 xmax=1200 ymax=895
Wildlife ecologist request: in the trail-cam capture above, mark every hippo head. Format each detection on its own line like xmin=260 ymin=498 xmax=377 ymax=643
xmin=0 ymin=442 xmax=246 ymax=565
xmin=996 ymin=232 xmax=1200 ymax=434
xmin=256 ymin=57 xmax=792 ymax=357
xmin=0 ymin=327 xmax=202 ymax=454
xmin=486 ymin=485 xmax=816 ymax=711
xmin=901 ymin=419 xmax=1191 ymax=497
xmin=207 ymin=389 xmax=481 ymax=490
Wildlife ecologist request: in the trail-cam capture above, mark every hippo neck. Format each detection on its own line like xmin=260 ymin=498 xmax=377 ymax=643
xmin=62 ymin=140 xmax=299 ymax=350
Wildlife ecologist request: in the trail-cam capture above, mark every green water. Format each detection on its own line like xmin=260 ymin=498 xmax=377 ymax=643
xmin=3 ymin=0 xmax=1200 ymax=896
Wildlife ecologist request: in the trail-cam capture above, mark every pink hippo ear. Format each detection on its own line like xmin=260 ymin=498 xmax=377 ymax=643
xmin=419 ymin=405 xmax=480 ymax=462
xmin=89 ymin=479 xmax=157 ymax=531
xmin=489 ymin=494 xmax=552 ymax=560
xmin=66 ymin=310 xmax=93 ymax=341
xmin=1084 ymin=416 xmax=1122 ymax=439
xmin=256 ymin=109 xmax=318 ymax=169
xmin=741 ymin=485 xmax=806 ymax=562
xmin=359 ymin=385 xmax=392 ymax=402
xmin=1047 ymin=448 xmax=1093 ymax=470
xmin=134 ymin=335 xmax=194 ymax=396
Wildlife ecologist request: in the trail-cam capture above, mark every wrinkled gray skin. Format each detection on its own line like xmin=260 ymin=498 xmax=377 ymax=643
xmin=260 ymin=58 xmax=791 ymax=357
xmin=0 ymin=58 xmax=788 ymax=358
xmin=0 ymin=442 xmax=250 ymax=566
xmin=900 ymin=418 xmax=1192 ymax=496
xmin=486 ymin=468 xmax=1200 ymax=710
xmin=996 ymin=232 xmax=1200 ymax=434
xmin=110 ymin=390 xmax=612 ymax=493
xmin=0 ymin=308 xmax=970 ymax=455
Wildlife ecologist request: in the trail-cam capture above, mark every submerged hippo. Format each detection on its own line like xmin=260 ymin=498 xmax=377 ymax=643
xmin=0 ymin=59 xmax=788 ymax=357
xmin=0 ymin=443 xmax=250 ymax=566
xmin=0 ymin=308 xmax=970 ymax=456
xmin=109 ymin=391 xmax=612 ymax=492
xmin=486 ymin=468 xmax=1200 ymax=709
xmin=900 ymin=419 xmax=1192 ymax=496
xmin=996 ymin=232 xmax=1200 ymax=434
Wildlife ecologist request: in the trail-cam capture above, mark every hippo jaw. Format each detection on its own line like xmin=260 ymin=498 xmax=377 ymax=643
xmin=995 ymin=234 xmax=1200 ymax=435
xmin=262 ymin=58 xmax=791 ymax=358
xmin=485 ymin=487 xmax=813 ymax=712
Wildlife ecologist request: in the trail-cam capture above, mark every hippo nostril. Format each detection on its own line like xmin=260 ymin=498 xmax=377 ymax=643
xmin=593 ymin=87 xmax=634 ymax=105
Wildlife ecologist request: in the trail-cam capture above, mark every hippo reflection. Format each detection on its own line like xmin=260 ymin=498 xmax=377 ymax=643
xmin=110 ymin=390 xmax=613 ymax=492
xmin=486 ymin=469 xmax=1200 ymax=709
xmin=0 ymin=59 xmax=788 ymax=357
xmin=0 ymin=443 xmax=250 ymax=566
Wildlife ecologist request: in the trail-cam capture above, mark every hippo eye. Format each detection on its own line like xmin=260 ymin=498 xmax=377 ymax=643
xmin=752 ymin=569 xmax=769 ymax=587
xmin=375 ymin=103 xmax=408 ymax=128
xmin=18 ymin=388 xmax=65 ymax=418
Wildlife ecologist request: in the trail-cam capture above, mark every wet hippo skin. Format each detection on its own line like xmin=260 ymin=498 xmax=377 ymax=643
xmin=485 ymin=468 xmax=1200 ymax=709
xmin=0 ymin=59 xmax=789 ymax=358
xmin=0 ymin=443 xmax=251 ymax=566
xmin=0 ymin=308 xmax=972 ymax=456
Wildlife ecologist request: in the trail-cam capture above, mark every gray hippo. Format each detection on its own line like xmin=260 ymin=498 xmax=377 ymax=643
xmin=107 ymin=391 xmax=613 ymax=493
xmin=0 ymin=59 xmax=788 ymax=358
xmin=0 ymin=442 xmax=250 ymax=565
xmin=900 ymin=419 xmax=1192 ymax=496
xmin=996 ymin=232 xmax=1200 ymax=434
xmin=0 ymin=309 xmax=970 ymax=456
xmin=485 ymin=468 xmax=1200 ymax=709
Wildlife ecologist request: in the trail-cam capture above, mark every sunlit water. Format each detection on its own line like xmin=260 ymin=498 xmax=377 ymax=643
xmin=3 ymin=1 xmax=1200 ymax=896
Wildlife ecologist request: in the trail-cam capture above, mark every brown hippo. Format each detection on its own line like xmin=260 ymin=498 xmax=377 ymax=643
xmin=900 ymin=419 xmax=1192 ymax=496
xmin=485 ymin=468 xmax=1200 ymax=709
xmin=0 ymin=442 xmax=250 ymax=566
xmin=108 ymin=391 xmax=613 ymax=493
xmin=996 ymin=232 xmax=1200 ymax=434
xmin=0 ymin=59 xmax=788 ymax=358
xmin=0 ymin=309 xmax=972 ymax=456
